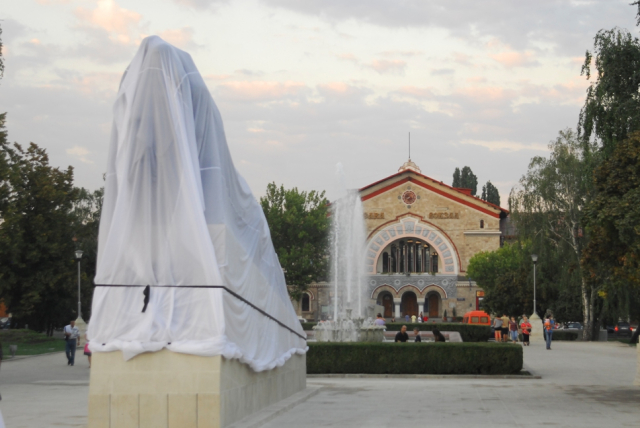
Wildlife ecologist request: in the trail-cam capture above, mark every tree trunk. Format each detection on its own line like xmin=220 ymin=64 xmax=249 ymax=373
xmin=581 ymin=279 xmax=594 ymax=341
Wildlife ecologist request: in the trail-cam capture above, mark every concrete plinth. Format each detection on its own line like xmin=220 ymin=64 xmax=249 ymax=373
xmin=87 ymin=350 xmax=306 ymax=428
xmin=528 ymin=313 xmax=544 ymax=343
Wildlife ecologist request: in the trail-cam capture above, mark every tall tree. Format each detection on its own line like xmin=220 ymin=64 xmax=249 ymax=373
xmin=580 ymin=28 xmax=640 ymax=157
xmin=460 ymin=166 xmax=478 ymax=196
xmin=452 ymin=167 xmax=461 ymax=188
xmin=260 ymin=183 xmax=330 ymax=300
xmin=0 ymin=139 xmax=79 ymax=333
xmin=509 ymin=129 xmax=593 ymax=338
xmin=481 ymin=181 xmax=501 ymax=206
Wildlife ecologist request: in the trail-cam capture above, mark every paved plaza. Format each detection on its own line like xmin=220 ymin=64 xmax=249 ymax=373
xmin=0 ymin=341 xmax=638 ymax=427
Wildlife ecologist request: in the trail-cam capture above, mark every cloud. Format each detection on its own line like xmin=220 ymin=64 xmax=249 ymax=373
xmin=172 ymin=0 xmax=229 ymax=10
xmin=158 ymin=27 xmax=199 ymax=50
xmin=75 ymin=0 xmax=143 ymax=45
xmin=214 ymin=81 xmax=308 ymax=102
xmin=489 ymin=50 xmax=538 ymax=68
xmin=459 ymin=139 xmax=548 ymax=152
xmin=369 ymin=59 xmax=406 ymax=75
xmin=66 ymin=146 xmax=95 ymax=164
xmin=260 ymin=0 xmax=636 ymax=55
xmin=431 ymin=68 xmax=455 ymax=76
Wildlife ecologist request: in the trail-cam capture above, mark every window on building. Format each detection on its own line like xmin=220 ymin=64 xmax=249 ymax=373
xmin=301 ymin=293 xmax=310 ymax=312
xmin=382 ymin=252 xmax=389 ymax=273
xmin=480 ymin=219 xmax=484 ymax=229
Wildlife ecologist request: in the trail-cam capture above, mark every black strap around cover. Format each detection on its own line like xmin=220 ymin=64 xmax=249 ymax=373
xmin=94 ymin=284 xmax=306 ymax=340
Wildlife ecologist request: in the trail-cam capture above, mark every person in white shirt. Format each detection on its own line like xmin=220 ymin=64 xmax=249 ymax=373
xmin=63 ymin=320 xmax=80 ymax=366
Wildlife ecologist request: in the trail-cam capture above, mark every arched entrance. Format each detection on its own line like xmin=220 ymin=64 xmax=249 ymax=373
xmin=401 ymin=291 xmax=418 ymax=317
xmin=425 ymin=292 xmax=440 ymax=318
xmin=376 ymin=291 xmax=394 ymax=318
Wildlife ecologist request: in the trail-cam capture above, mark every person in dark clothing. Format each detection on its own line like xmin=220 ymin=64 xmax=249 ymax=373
xmin=414 ymin=327 xmax=422 ymax=342
xmin=432 ymin=328 xmax=446 ymax=342
xmin=395 ymin=325 xmax=409 ymax=342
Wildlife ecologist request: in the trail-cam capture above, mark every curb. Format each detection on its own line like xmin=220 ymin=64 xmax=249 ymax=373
xmin=1 ymin=351 xmax=65 ymax=362
xmin=307 ymin=372 xmax=541 ymax=380
xmin=228 ymin=386 xmax=322 ymax=428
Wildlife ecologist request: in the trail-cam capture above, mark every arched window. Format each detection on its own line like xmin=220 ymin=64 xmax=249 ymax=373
xmin=301 ymin=293 xmax=310 ymax=312
xmin=382 ymin=252 xmax=389 ymax=273
xmin=378 ymin=239 xmax=436 ymax=273
xmin=431 ymin=252 xmax=439 ymax=273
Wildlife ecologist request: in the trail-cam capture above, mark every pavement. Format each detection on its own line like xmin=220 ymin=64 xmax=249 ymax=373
xmin=0 ymin=341 xmax=638 ymax=428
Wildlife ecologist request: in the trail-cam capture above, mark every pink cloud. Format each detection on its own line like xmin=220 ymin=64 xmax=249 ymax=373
xmin=158 ymin=27 xmax=198 ymax=50
xmin=490 ymin=50 xmax=538 ymax=68
xmin=457 ymin=86 xmax=516 ymax=102
xmin=216 ymin=81 xmax=307 ymax=102
xmin=396 ymin=86 xmax=436 ymax=99
xmin=369 ymin=59 xmax=406 ymax=75
xmin=75 ymin=0 xmax=142 ymax=45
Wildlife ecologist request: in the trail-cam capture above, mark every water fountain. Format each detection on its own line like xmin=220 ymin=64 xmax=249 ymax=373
xmin=313 ymin=164 xmax=384 ymax=342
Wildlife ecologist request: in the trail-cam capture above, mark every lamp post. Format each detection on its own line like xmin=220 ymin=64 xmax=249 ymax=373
xmin=75 ymin=250 xmax=83 ymax=319
xmin=531 ymin=254 xmax=538 ymax=316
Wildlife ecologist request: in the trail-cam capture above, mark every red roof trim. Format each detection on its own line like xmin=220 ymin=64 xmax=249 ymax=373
xmin=359 ymin=170 xmax=508 ymax=217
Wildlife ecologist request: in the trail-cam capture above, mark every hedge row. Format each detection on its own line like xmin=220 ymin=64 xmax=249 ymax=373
xmin=383 ymin=323 xmax=491 ymax=342
xmin=307 ymin=342 xmax=523 ymax=375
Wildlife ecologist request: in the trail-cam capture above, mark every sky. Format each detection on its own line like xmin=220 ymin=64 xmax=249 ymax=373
xmin=0 ymin=0 xmax=638 ymax=207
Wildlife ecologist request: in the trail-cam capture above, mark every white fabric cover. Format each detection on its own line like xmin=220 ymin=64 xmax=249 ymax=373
xmin=87 ymin=36 xmax=306 ymax=372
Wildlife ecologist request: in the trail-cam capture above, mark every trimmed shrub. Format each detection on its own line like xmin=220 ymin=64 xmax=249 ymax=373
xmin=301 ymin=322 xmax=316 ymax=331
xmin=307 ymin=342 xmax=523 ymax=375
xmin=384 ymin=323 xmax=491 ymax=342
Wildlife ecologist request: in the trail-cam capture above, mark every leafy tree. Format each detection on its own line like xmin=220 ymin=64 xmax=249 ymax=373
xmin=460 ymin=166 xmax=478 ymax=196
xmin=452 ymin=166 xmax=478 ymax=195
xmin=260 ymin=183 xmax=330 ymax=300
xmin=580 ymin=28 xmax=640 ymax=157
xmin=71 ymin=187 xmax=104 ymax=323
xmin=509 ymin=129 xmax=594 ymax=338
xmin=452 ymin=167 xmax=461 ymax=188
xmin=0 ymin=137 xmax=80 ymax=333
xmin=481 ymin=181 xmax=500 ymax=206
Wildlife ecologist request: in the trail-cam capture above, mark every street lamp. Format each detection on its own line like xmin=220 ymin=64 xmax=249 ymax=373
xmin=75 ymin=250 xmax=83 ymax=319
xmin=531 ymin=254 xmax=538 ymax=317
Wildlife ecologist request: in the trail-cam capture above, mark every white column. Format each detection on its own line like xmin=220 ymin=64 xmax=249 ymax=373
xmin=394 ymin=299 xmax=401 ymax=319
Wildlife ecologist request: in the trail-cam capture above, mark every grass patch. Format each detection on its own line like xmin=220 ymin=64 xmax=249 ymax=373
xmin=0 ymin=329 xmax=67 ymax=357
xmin=307 ymin=342 xmax=522 ymax=375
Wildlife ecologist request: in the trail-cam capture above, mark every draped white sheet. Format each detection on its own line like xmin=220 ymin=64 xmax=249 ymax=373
xmin=87 ymin=36 xmax=307 ymax=372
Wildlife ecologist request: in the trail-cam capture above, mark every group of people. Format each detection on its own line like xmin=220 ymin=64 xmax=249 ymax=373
xmin=492 ymin=314 xmax=555 ymax=349
xmin=393 ymin=325 xmax=446 ymax=343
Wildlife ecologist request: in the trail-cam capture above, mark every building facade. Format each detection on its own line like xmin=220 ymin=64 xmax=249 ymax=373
xmin=296 ymin=159 xmax=509 ymax=321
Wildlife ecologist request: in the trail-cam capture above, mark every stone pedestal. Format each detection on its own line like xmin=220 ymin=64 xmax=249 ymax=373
xmin=87 ymin=350 xmax=306 ymax=428
xmin=528 ymin=313 xmax=544 ymax=343
xmin=75 ymin=317 xmax=87 ymax=348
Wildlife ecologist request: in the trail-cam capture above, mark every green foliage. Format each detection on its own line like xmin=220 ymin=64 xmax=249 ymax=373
xmin=306 ymin=342 xmax=523 ymax=375
xmin=452 ymin=167 xmax=461 ymax=187
xmin=0 ymin=117 xmax=103 ymax=334
xmin=452 ymin=166 xmax=478 ymax=195
xmin=467 ymin=243 xmax=533 ymax=317
xmin=460 ymin=166 xmax=478 ymax=196
xmin=260 ymin=182 xmax=330 ymax=299
xmin=579 ymin=28 xmax=640 ymax=157
xmin=378 ymin=323 xmax=491 ymax=342
xmin=481 ymin=181 xmax=500 ymax=206
xmin=0 ymin=23 xmax=4 ymax=80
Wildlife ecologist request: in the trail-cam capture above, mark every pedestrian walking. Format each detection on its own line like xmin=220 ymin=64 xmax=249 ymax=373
xmin=508 ymin=317 xmax=518 ymax=343
xmin=84 ymin=335 xmax=92 ymax=368
xmin=500 ymin=314 xmax=509 ymax=342
xmin=493 ymin=316 xmax=503 ymax=342
xmin=544 ymin=315 xmax=554 ymax=350
xmin=64 ymin=320 xmax=80 ymax=366
xmin=521 ymin=316 xmax=532 ymax=346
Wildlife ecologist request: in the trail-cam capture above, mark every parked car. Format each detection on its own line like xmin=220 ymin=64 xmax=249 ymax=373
xmin=614 ymin=322 xmax=634 ymax=337
xmin=462 ymin=310 xmax=491 ymax=326
xmin=565 ymin=322 xmax=583 ymax=330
